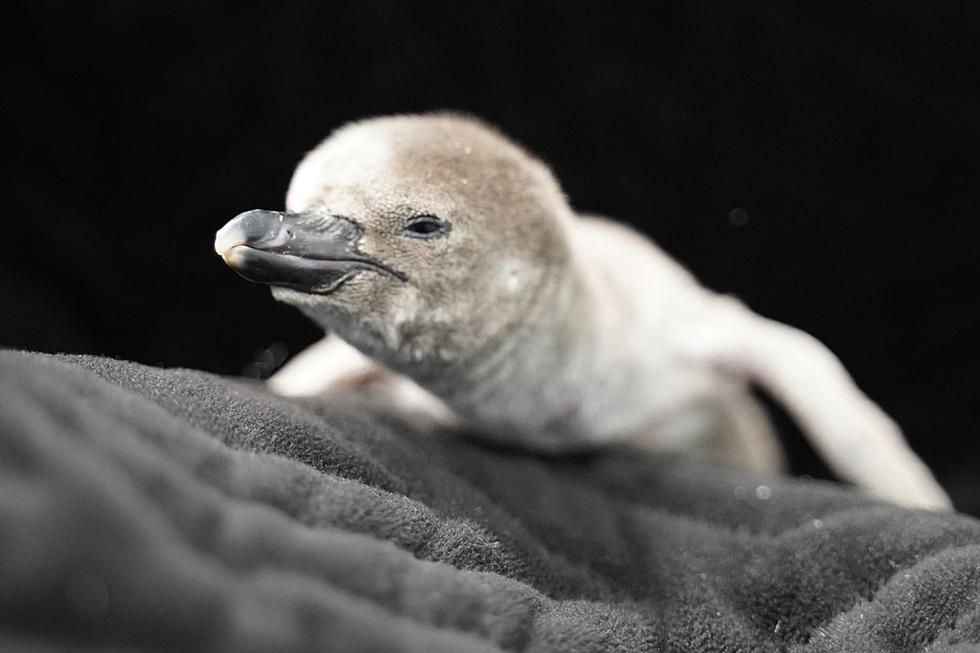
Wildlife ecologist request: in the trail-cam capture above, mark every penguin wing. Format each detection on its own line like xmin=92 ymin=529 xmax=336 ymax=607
xmin=269 ymin=334 xmax=460 ymax=427
xmin=671 ymin=296 xmax=952 ymax=510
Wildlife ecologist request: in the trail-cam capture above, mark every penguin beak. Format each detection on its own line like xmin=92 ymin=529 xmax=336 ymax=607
xmin=214 ymin=209 xmax=406 ymax=294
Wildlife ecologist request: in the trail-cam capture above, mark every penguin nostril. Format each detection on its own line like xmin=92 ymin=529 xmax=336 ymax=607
xmin=286 ymin=229 xmax=294 ymax=238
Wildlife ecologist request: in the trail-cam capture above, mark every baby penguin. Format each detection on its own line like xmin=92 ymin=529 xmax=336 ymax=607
xmin=215 ymin=113 xmax=950 ymax=510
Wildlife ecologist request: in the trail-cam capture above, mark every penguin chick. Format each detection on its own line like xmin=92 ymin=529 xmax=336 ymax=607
xmin=214 ymin=113 xmax=951 ymax=510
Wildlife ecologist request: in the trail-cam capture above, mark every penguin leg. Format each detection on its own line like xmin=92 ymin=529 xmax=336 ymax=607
xmin=268 ymin=334 xmax=460 ymax=427
xmin=672 ymin=297 xmax=951 ymax=510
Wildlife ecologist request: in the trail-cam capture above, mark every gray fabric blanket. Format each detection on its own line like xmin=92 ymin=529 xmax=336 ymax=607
xmin=2 ymin=350 xmax=979 ymax=652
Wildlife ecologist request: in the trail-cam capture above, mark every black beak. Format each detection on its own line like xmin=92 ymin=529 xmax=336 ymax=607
xmin=214 ymin=209 xmax=405 ymax=294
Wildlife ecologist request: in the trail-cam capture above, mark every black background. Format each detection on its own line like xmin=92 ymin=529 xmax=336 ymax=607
xmin=3 ymin=3 xmax=978 ymax=511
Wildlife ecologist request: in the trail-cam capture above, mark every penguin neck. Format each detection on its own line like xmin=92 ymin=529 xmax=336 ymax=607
xmin=425 ymin=261 xmax=597 ymax=428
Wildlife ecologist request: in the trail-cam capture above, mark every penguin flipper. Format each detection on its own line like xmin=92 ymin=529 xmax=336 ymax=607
xmin=673 ymin=297 xmax=951 ymax=510
xmin=268 ymin=334 xmax=460 ymax=428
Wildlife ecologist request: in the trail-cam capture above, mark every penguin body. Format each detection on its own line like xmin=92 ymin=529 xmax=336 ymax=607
xmin=216 ymin=113 xmax=950 ymax=509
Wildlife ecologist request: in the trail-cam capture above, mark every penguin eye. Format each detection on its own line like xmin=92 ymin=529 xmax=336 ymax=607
xmin=403 ymin=215 xmax=450 ymax=239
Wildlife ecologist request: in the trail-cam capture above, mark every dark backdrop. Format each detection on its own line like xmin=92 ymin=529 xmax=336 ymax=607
xmin=3 ymin=3 xmax=978 ymax=511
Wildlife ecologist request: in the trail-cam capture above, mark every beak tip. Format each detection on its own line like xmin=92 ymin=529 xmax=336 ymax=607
xmin=218 ymin=245 xmax=247 ymax=268
xmin=215 ymin=209 xmax=289 ymax=257
xmin=214 ymin=220 xmax=246 ymax=257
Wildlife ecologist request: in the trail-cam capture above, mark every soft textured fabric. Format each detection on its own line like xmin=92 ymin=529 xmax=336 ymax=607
xmin=1 ymin=350 xmax=979 ymax=652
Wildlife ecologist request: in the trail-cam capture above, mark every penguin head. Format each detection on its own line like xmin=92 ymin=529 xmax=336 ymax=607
xmin=215 ymin=113 xmax=575 ymax=367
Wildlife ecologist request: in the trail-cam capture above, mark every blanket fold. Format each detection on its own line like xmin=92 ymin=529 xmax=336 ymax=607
xmin=1 ymin=350 xmax=978 ymax=652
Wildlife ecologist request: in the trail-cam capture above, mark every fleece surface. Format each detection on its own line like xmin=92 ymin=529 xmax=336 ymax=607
xmin=1 ymin=350 xmax=979 ymax=652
